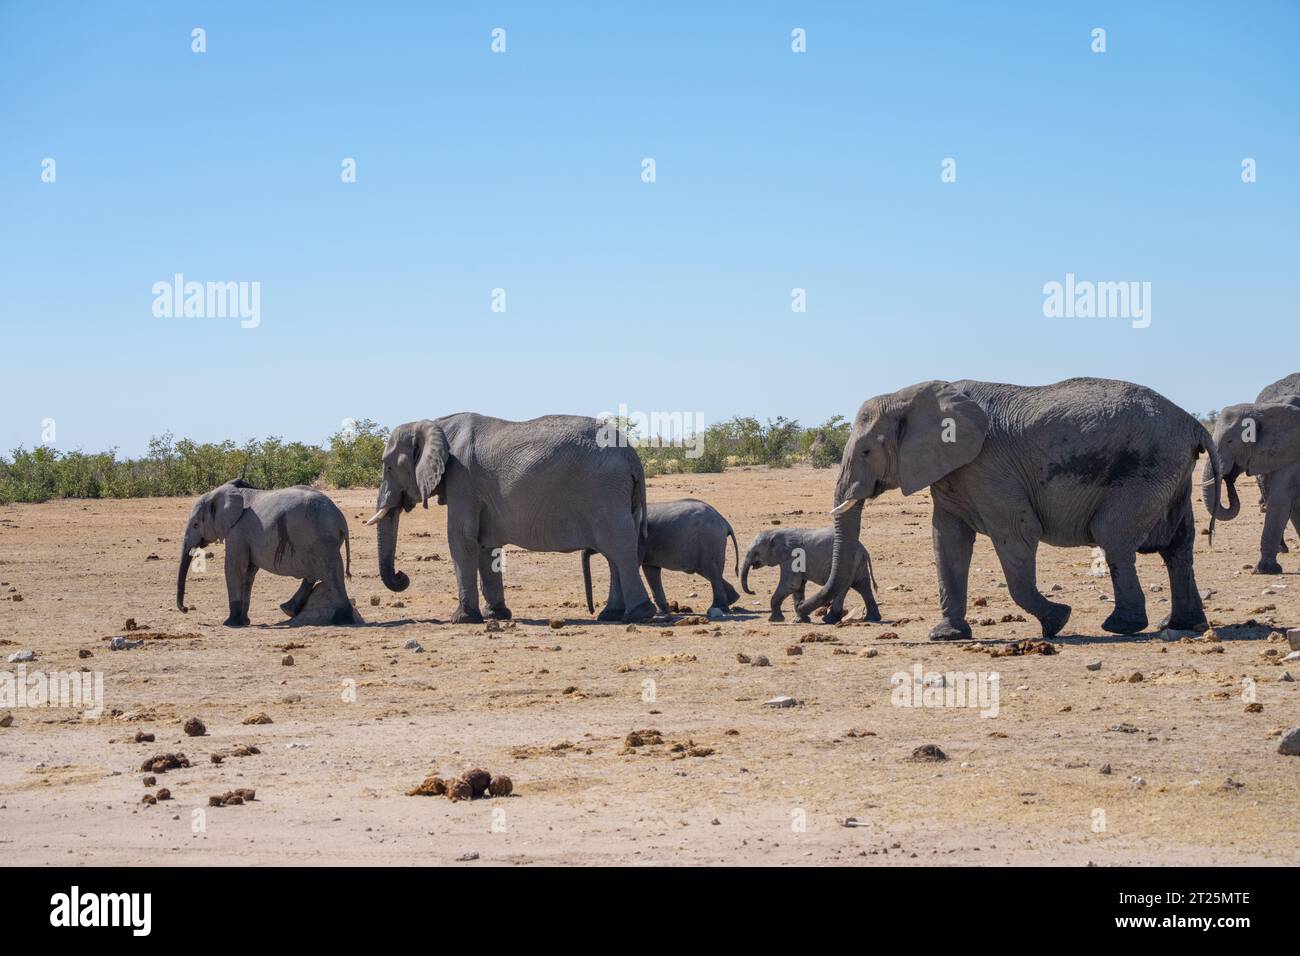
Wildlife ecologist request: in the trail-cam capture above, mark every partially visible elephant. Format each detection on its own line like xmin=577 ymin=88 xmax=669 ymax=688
xmin=1202 ymin=373 xmax=1300 ymax=573
xmin=799 ymin=378 xmax=1219 ymax=639
xmin=741 ymin=526 xmax=880 ymax=623
xmin=580 ymin=498 xmax=740 ymax=616
xmin=176 ymin=480 xmax=354 ymax=627
xmin=367 ymin=414 xmax=655 ymax=624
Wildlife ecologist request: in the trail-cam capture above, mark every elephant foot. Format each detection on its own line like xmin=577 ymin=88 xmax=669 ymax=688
xmin=767 ymin=611 xmax=785 ymax=623
xmin=1038 ymin=602 xmax=1072 ymax=639
xmin=279 ymin=600 xmax=304 ymax=618
xmin=928 ymin=619 xmax=972 ymax=641
xmin=485 ymin=604 xmax=512 ymax=621
xmin=596 ymin=606 xmax=625 ymax=622
xmin=865 ymin=603 xmax=883 ymax=623
xmin=1100 ymin=609 xmax=1146 ymax=636
xmin=622 ymin=601 xmax=656 ymax=624
xmin=451 ymin=607 xmax=484 ymax=625
xmin=822 ymin=608 xmax=844 ymax=625
xmin=1253 ymin=560 xmax=1283 ymax=575
xmin=795 ymin=614 xmax=812 ymax=624
xmin=223 ymin=615 xmax=250 ymax=628
xmin=1159 ymin=611 xmax=1209 ymax=633
xmin=330 ymin=605 xmax=357 ymax=625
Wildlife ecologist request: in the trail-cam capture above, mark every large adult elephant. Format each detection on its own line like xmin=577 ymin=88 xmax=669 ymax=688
xmin=798 ymin=378 xmax=1220 ymax=640
xmin=1202 ymin=373 xmax=1300 ymax=573
xmin=366 ymin=414 xmax=656 ymax=623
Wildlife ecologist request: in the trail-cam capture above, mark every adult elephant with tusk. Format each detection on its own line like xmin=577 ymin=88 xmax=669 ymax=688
xmin=368 ymin=414 xmax=656 ymax=624
xmin=1202 ymin=373 xmax=1300 ymax=574
xmin=798 ymin=378 xmax=1220 ymax=640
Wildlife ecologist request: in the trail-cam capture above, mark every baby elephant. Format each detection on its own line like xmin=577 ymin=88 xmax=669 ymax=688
xmin=176 ymin=480 xmax=355 ymax=627
xmin=582 ymin=498 xmax=741 ymax=617
xmin=741 ymin=527 xmax=880 ymax=624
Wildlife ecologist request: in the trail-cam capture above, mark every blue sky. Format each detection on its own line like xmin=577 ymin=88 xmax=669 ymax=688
xmin=2 ymin=1 xmax=1297 ymax=455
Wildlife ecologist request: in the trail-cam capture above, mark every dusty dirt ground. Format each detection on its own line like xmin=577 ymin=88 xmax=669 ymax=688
xmin=1 ymin=463 xmax=1297 ymax=866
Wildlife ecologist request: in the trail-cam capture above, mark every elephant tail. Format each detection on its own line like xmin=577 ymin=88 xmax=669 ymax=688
xmin=1196 ymin=421 xmax=1221 ymax=547
xmin=863 ymin=546 xmax=879 ymax=592
xmin=632 ymin=459 xmax=648 ymax=542
xmin=725 ymin=523 xmax=739 ymax=576
xmin=581 ymin=549 xmax=595 ymax=615
xmin=342 ymin=527 xmax=352 ymax=578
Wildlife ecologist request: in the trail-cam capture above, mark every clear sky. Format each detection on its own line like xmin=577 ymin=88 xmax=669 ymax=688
xmin=2 ymin=1 xmax=1297 ymax=455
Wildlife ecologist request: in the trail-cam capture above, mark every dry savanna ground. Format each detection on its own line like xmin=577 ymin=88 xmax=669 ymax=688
xmin=1 ymin=463 xmax=1297 ymax=865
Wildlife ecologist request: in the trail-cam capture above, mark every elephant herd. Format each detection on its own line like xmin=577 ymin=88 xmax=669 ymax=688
xmin=175 ymin=374 xmax=1300 ymax=642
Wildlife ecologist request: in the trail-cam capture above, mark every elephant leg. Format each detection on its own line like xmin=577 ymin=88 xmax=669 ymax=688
xmin=1155 ymin=500 xmax=1207 ymax=632
xmin=792 ymin=577 xmax=811 ymax=623
xmin=643 ymin=565 xmax=671 ymax=616
xmin=320 ymin=557 xmax=354 ymax=625
xmin=597 ymin=555 xmax=627 ymax=621
xmin=594 ymin=527 xmax=654 ymax=623
xmin=1256 ymin=497 xmax=1290 ymax=574
xmin=223 ymin=543 xmax=252 ymax=627
xmin=991 ymin=532 xmax=1071 ymax=639
xmin=705 ymin=563 xmax=732 ymax=615
xmin=721 ymin=579 xmax=740 ymax=608
xmin=769 ymin=568 xmax=795 ymax=622
xmin=928 ymin=507 xmax=976 ymax=640
xmin=477 ymin=546 xmax=511 ymax=620
xmin=1097 ymin=548 xmax=1149 ymax=635
xmin=280 ymin=579 xmax=315 ymax=618
xmin=854 ymin=577 xmax=882 ymax=622
xmin=447 ymin=521 xmax=483 ymax=624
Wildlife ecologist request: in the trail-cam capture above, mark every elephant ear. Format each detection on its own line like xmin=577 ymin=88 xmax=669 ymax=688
xmin=897 ymin=382 xmax=989 ymax=495
xmin=413 ymin=421 xmax=450 ymax=507
xmin=1242 ymin=402 xmax=1300 ymax=476
xmin=210 ymin=484 xmax=247 ymax=540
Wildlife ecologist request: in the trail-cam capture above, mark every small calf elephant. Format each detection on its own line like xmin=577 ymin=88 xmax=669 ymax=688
xmin=741 ymin=526 xmax=881 ymax=624
xmin=582 ymin=498 xmax=741 ymax=616
xmin=176 ymin=480 xmax=355 ymax=627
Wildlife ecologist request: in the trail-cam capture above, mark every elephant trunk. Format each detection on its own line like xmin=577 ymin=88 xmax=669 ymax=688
xmin=740 ymin=548 xmax=756 ymax=595
xmin=1203 ymin=459 xmax=1241 ymax=521
xmin=376 ymin=507 xmax=410 ymax=592
xmin=797 ymin=500 xmax=863 ymax=616
xmin=176 ymin=538 xmax=195 ymax=612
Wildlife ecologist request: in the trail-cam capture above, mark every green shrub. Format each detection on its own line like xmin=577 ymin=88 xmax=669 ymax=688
xmin=324 ymin=419 xmax=388 ymax=488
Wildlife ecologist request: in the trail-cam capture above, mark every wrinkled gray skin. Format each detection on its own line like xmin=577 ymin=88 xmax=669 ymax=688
xmin=581 ymin=498 xmax=740 ymax=616
xmin=800 ymin=379 xmax=1219 ymax=640
xmin=176 ymin=480 xmax=353 ymax=627
xmin=372 ymin=414 xmax=654 ymax=624
xmin=742 ymin=526 xmax=880 ymax=623
xmin=1202 ymin=373 xmax=1300 ymax=574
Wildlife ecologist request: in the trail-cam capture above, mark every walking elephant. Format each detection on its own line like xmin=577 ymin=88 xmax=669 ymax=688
xmin=798 ymin=378 xmax=1220 ymax=639
xmin=1202 ymin=373 xmax=1300 ymax=573
xmin=176 ymin=480 xmax=355 ymax=627
xmin=580 ymin=498 xmax=740 ymax=617
xmin=741 ymin=526 xmax=880 ymax=623
xmin=367 ymin=414 xmax=655 ymax=624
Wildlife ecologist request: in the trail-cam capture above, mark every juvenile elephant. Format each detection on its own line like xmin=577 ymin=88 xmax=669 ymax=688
xmin=1203 ymin=372 xmax=1300 ymax=573
xmin=580 ymin=498 xmax=740 ymax=616
xmin=741 ymin=526 xmax=880 ymax=623
xmin=367 ymin=414 xmax=655 ymax=624
xmin=799 ymin=378 xmax=1220 ymax=639
xmin=176 ymin=480 xmax=354 ymax=627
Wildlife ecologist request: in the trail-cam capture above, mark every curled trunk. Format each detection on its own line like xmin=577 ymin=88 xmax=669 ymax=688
xmin=797 ymin=501 xmax=862 ymax=616
xmin=376 ymin=508 xmax=410 ymax=592
xmin=1202 ymin=458 xmax=1240 ymax=521
xmin=740 ymin=550 xmax=756 ymax=595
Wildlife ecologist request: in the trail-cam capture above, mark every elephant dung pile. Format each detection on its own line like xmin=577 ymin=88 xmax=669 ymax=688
xmin=407 ymin=767 xmax=512 ymax=801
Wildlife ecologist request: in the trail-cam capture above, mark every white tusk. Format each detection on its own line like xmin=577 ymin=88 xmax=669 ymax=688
xmin=829 ymin=498 xmax=863 ymax=516
xmin=364 ymin=508 xmax=391 ymax=526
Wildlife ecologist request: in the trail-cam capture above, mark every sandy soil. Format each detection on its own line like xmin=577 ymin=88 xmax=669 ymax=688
xmin=1 ymin=464 xmax=1297 ymax=866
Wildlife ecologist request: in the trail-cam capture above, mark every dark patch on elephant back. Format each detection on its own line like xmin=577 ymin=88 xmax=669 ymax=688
xmin=1045 ymin=448 xmax=1160 ymax=487
xmin=274 ymin=514 xmax=295 ymax=567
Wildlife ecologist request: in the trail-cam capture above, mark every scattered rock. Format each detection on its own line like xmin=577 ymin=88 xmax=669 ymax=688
xmin=785 ymin=645 xmax=803 ymax=656
xmin=403 ymin=639 xmax=424 ymax=653
xmin=736 ymin=653 xmax=751 ymax=664
xmin=908 ymin=744 xmax=948 ymax=762
xmin=242 ymin=712 xmax=273 ymax=725
xmin=752 ymin=655 xmax=770 ymax=667
xmin=109 ymin=636 xmax=143 ymax=651
xmin=134 ymin=731 xmax=155 ymax=743
xmin=1099 ymin=763 xmax=1112 ymax=775
xmin=78 ymin=649 xmax=93 ymax=659
xmin=1085 ymin=661 xmax=1102 ymax=671
xmin=282 ymin=654 xmax=294 ymax=666
xmin=1278 ymin=727 xmax=1300 ymax=756
xmin=182 ymin=717 xmax=206 ymax=737
xmin=706 ymin=607 xmax=727 ymax=621
xmin=764 ymin=696 xmax=798 ymax=708
xmin=6 ymin=650 xmax=36 ymax=663
xmin=456 ymin=851 xmax=480 ymax=862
